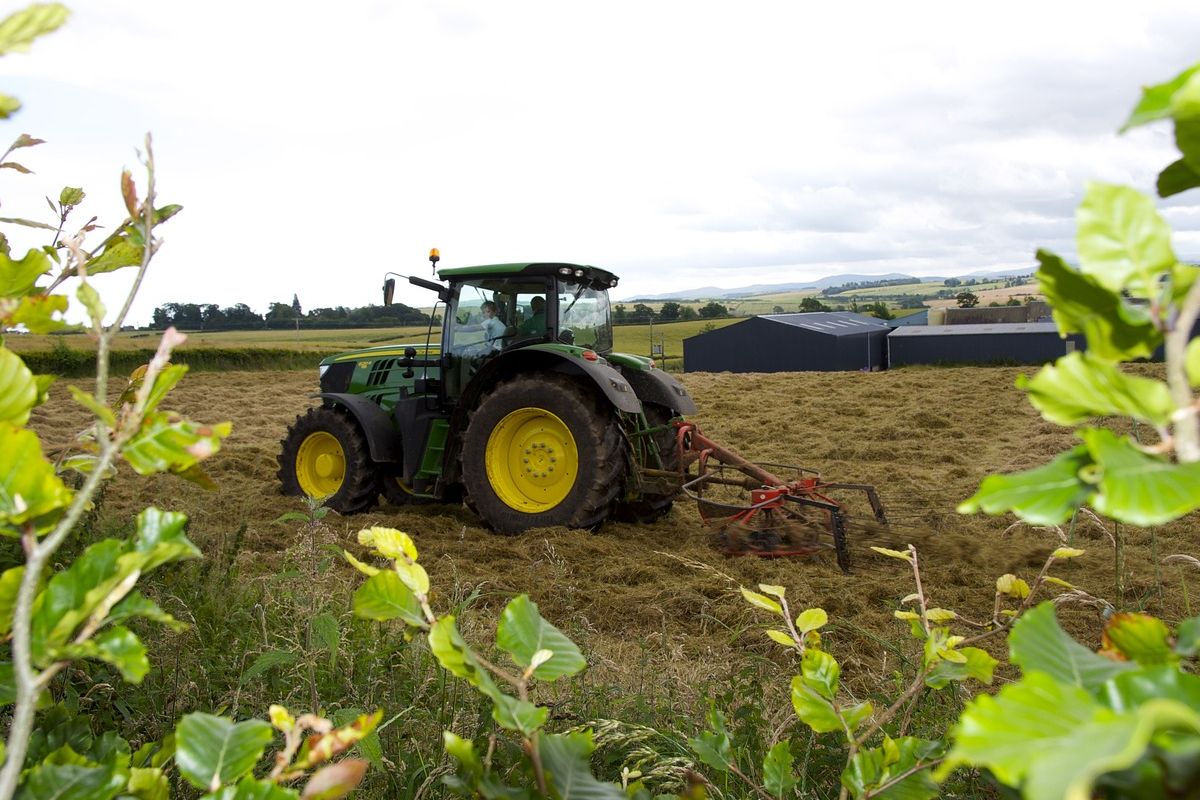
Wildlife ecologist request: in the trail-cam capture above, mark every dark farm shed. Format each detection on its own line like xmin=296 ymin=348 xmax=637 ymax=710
xmin=887 ymin=323 xmax=1086 ymax=367
xmin=683 ymin=313 xmax=890 ymax=373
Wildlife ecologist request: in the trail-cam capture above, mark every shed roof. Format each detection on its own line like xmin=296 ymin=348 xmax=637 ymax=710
xmin=760 ymin=312 xmax=890 ymax=336
xmin=887 ymin=322 xmax=1062 ymax=337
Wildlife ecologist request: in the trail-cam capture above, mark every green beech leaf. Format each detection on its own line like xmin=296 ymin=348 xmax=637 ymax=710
xmin=1157 ymin=158 xmax=1200 ymax=198
xmin=940 ymin=671 xmax=1200 ymax=800
xmin=1035 ymin=249 xmax=1160 ymax=361
xmin=76 ymin=281 xmax=105 ymax=325
xmin=1177 ymin=119 xmax=1200 ymax=173
xmin=127 ymin=767 xmax=169 ymax=800
xmin=1076 ymin=183 xmax=1175 ymax=296
xmin=0 ymin=94 xmax=18 ymax=119
xmin=69 ymin=385 xmax=116 ymax=427
xmin=539 ymin=731 xmax=625 ymax=800
xmin=842 ymin=737 xmax=941 ymax=800
xmin=0 ymin=565 xmax=23 ymax=634
xmin=121 ymin=414 xmax=231 ymax=478
xmin=1122 ymin=64 xmax=1200 ymax=130
xmin=1 ymin=293 xmax=68 ymax=333
xmin=688 ymin=707 xmax=733 ymax=773
xmin=203 ymin=775 xmax=298 ymax=800
xmin=842 ymin=700 xmax=873 ymax=735
xmin=1176 ymin=617 xmax=1200 ymax=657
xmin=795 ymin=608 xmax=828 ymax=634
xmin=59 ymin=186 xmax=84 ymax=206
xmin=1017 ymin=352 xmax=1175 ymax=427
xmin=763 ymin=741 xmax=797 ymax=799
xmin=1008 ymin=603 xmax=1133 ymax=691
xmin=1101 ymin=665 xmax=1200 ymax=714
xmin=106 ymin=591 xmax=184 ymax=632
xmin=496 ymin=594 xmax=586 ymax=681
xmin=17 ymin=759 xmax=126 ymax=800
xmin=801 ymin=648 xmax=840 ymax=700
xmin=0 ymin=422 xmax=72 ymax=534
xmin=62 ymin=625 xmax=148 ymax=682
xmin=351 ymin=570 xmax=424 ymax=627
xmin=1081 ymin=427 xmax=1200 ymax=525
xmin=142 ymin=363 xmax=189 ymax=415
xmin=925 ymin=647 xmax=998 ymax=689
xmin=133 ymin=506 xmax=200 ymax=570
xmin=740 ymin=586 xmax=782 ymax=614
xmin=428 ymin=615 xmax=499 ymax=698
xmin=958 ymin=445 xmax=1095 ymax=525
xmin=0 ymin=246 xmax=51 ymax=297
xmin=0 ymin=3 xmax=69 ymax=55
xmin=0 ymin=347 xmax=36 ymax=426
xmin=442 ymin=732 xmax=483 ymax=784
xmin=175 ymin=713 xmax=274 ymax=792
xmin=491 ymin=693 xmax=548 ymax=735
xmin=86 ymin=237 xmax=143 ymax=275
xmin=791 ymin=675 xmax=843 ymax=734
xmin=1100 ymin=613 xmax=1175 ymax=666
xmin=0 ymin=662 xmax=13 ymax=706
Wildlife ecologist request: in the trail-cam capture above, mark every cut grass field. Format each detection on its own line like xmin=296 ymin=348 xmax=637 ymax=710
xmin=22 ymin=362 xmax=1195 ymax=796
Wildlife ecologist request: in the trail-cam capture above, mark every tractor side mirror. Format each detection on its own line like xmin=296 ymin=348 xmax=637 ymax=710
xmin=383 ymin=278 xmax=395 ymax=307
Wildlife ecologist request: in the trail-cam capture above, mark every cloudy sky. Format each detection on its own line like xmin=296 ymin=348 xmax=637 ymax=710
xmin=2 ymin=0 xmax=1199 ymax=323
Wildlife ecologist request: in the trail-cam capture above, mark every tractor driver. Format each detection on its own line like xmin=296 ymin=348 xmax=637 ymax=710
xmin=519 ymin=296 xmax=546 ymax=335
xmin=477 ymin=301 xmax=506 ymax=350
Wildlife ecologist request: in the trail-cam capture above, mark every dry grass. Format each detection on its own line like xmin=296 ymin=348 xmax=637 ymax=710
xmin=28 ymin=366 xmax=1197 ymax=703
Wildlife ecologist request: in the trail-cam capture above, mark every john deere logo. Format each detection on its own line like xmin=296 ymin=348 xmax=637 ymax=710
xmin=358 ymin=361 xmax=369 ymax=369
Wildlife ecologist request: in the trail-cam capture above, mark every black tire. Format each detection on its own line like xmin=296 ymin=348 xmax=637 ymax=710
xmin=612 ymin=403 xmax=680 ymax=523
xmin=461 ymin=374 xmax=624 ymax=533
xmin=277 ymin=406 xmax=378 ymax=514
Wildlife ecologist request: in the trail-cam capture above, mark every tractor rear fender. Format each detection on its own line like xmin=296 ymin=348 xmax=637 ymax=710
xmin=440 ymin=347 xmax=642 ymax=486
xmin=316 ymin=392 xmax=401 ymax=463
xmin=616 ymin=366 xmax=697 ymax=415
xmin=458 ymin=346 xmax=644 ymax=417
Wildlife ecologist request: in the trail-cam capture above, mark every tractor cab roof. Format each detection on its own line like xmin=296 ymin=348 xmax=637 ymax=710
xmin=438 ymin=262 xmax=619 ymax=290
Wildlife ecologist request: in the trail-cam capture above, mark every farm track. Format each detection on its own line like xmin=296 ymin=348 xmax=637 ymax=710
xmin=27 ymin=366 xmax=1197 ymax=702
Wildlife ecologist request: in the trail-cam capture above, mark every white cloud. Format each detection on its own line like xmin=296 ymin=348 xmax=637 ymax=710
xmin=0 ymin=0 xmax=1197 ymax=320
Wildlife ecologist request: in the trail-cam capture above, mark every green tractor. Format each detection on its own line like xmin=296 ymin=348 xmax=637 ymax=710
xmin=277 ymin=252 xmax=695 ymax=533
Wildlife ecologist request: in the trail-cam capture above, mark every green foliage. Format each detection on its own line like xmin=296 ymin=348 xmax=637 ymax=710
xmin=947 ymin=58 xmax=1200 ymax=800
xmin=962 ymin=61 xmax=1200 ymax=528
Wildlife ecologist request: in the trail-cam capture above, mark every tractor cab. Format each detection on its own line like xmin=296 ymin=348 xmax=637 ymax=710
xmin=439 ymin=263 xmax=616 ymax=353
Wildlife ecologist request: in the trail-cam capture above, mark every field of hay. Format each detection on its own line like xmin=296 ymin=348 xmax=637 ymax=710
xmin=28 ymin=364 xmax=1196 ymax=718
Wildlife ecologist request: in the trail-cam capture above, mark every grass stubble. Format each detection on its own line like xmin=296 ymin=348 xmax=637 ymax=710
xmin=25 ymin=365 xmax=1197 ymax=796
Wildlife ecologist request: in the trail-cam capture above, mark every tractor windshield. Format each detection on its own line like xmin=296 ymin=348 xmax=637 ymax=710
xmin=557 ymin=280 xmax=612 ymax=353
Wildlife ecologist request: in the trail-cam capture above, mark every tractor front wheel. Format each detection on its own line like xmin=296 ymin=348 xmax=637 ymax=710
xmin=462 ymin=375 xmax=624 ymax=533
xmin=278 ymin=406 xmax=378 ymax=514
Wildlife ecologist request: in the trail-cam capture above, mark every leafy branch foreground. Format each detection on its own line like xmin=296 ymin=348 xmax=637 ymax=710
xmin=2 ymin=7 xmax=1200 ymax=800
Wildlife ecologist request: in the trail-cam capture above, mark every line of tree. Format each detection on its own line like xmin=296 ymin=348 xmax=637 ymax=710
xmin=149 ymin=298 xmax=431 ymax=330
xmin=819 ymin=276 xmax=922 ymax=296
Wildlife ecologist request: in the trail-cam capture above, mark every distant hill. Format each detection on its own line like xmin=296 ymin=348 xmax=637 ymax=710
xmin=624 ymin=268 xmax=1033 ymax=302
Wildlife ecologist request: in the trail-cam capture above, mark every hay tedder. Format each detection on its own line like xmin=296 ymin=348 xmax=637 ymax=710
xmin=278 ymin=252 xmax=892 ymax=572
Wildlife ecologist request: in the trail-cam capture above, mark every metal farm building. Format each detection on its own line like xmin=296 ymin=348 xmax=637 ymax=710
xmin=683 ymin=313 xmax=890 ymax=373
xmin=887 ymin=323 xmax=1086 ymax=366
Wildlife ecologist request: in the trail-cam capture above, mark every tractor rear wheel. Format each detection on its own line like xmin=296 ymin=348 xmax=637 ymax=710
xmin=462 ymin=374 xmax=624 ymax=533
xmin=278 ymin=406 xmax=378 ymax=514
xmin=613 ymin=403 xmax=680 ymax=523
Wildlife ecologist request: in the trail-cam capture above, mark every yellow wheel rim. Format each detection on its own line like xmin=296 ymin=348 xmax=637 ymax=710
xmin=296 ymin=431 xmax=345 ymax=497
xmin=485 ymin=407 xmax=579 ymax=513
